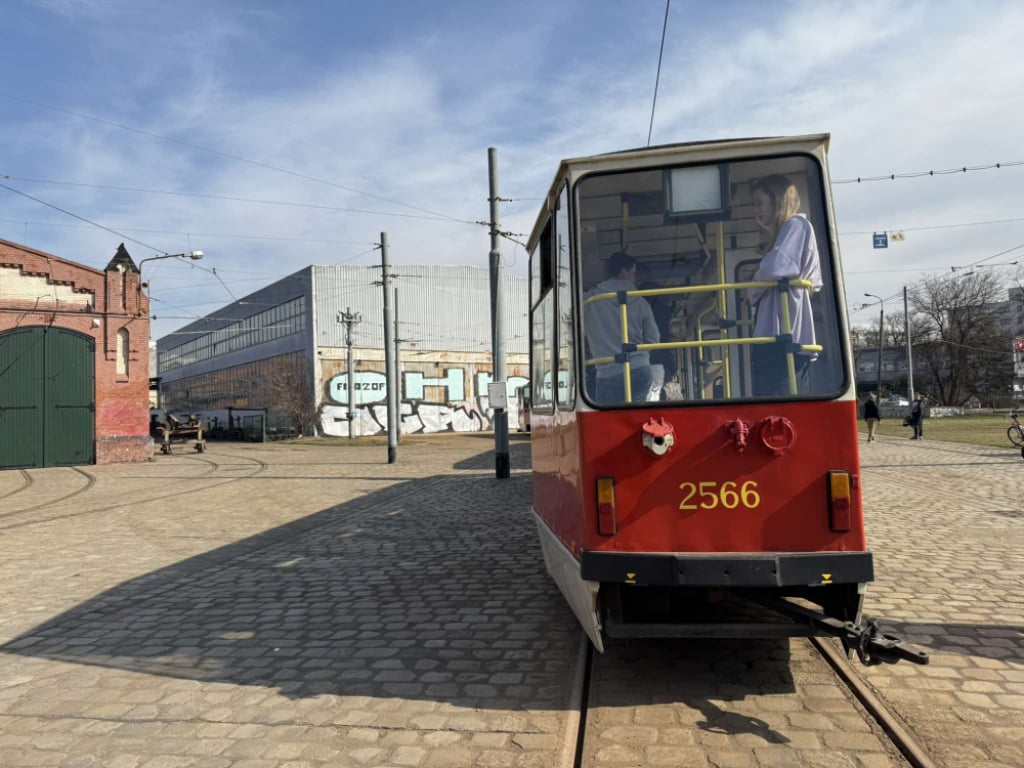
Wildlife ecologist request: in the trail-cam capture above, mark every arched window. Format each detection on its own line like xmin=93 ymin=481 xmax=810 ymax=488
xmin=117 ymin=328 xmax=129 ymax=376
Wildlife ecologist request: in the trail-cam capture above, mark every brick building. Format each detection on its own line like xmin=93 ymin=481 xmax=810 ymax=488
xmin=0 ymin=239 xmax=152 ymax=468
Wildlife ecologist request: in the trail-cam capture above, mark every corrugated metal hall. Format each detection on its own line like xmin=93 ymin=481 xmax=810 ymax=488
xmin=156 ymin=265 xmax=528 ymax=436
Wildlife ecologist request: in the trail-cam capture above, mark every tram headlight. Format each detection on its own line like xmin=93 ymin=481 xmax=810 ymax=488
xmin=641 ymin=417 xmax=675 ymax=457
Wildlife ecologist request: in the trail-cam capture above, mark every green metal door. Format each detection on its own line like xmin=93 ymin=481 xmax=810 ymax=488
xmin=44 ymin=328 xmax=95 ymax=466
xmin=0 ymin=328 xmax=45 ymax=468
xmin=0 ymin=327 xmax=95 ymax=469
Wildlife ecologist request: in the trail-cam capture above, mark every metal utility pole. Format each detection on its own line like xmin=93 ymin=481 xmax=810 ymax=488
xmin=381 ymin=232 xmax=398 ymax=463
xmin=865 ymin=293 xmax=884 ymax=396
xmin=904 ymin=286 xmax=914 ymax=401
xmin=338 ymin=307 xmax=362 ymax=439
xmin=394 ymin=287 xmax=402 ymax=444
xmin=488 ymin=147 xmax=510 ymax=479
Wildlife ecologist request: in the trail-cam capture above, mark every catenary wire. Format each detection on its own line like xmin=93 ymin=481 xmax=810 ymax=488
xmin=1 ymin=177 xmax=460 ymax=223
xmin=647 ymin=0 xmax=671 ymax=147
xmin=0 ymin=93 xmax=478 ymax=226
xmin=0 ymin=182 xmax=165 ymax=254
xmin=834 ymin=160 xmax=1024 ymax=184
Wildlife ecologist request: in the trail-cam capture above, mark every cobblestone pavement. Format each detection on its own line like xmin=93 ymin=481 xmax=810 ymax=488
xmin=851 ymin=434 xmax=1024 ymax=768
xmin=0 ymin=435 xmax=579 ymax=768
xmin=0 ymin=432 xmax=1021 ymax=767
xmin=582 ymin=635 xmax=913 ymax=768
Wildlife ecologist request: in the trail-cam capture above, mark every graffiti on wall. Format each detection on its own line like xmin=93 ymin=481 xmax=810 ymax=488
xmin=321 ymin=368 xmax=529 ymax=436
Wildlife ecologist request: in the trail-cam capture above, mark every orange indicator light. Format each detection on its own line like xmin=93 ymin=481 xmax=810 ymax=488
xmin=596 ymin=477 xmax=617 ymax=536
xmin=828 ymin=471 xmax=852 ymax=532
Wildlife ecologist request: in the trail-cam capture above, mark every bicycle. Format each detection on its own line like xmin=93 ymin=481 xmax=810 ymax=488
xmin=1008 ymin=413 xmax=1024 ymax=447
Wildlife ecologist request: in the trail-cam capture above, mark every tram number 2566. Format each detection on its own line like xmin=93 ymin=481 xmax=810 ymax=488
xmin=679 ymin=481 xmax=761 ymax=510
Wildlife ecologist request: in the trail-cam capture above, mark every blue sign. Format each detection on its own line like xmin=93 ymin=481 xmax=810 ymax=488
xmin=873 ymin=232 xmax=889 ymax=249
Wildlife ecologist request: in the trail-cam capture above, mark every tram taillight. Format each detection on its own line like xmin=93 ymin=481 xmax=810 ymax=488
xmin=827 ymin=471 xmax=852 ymax=532
xmin=596 ymin=477 xmax=617 ymax=536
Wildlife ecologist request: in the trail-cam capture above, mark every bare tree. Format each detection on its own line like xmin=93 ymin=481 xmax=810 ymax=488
xmin=849 ymin=325 xmax=872 ymax=360
xmin=908 ymin=271 xmax=1012 ymax=405
xmin=266 ymin=355 xmax=322 ymax=436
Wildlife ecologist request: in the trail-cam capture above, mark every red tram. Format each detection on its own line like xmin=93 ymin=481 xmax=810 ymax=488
xmin=525 ymin=135 xmax=925 ymax=665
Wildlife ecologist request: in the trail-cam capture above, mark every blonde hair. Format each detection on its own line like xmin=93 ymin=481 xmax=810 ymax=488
xmin=752 ymin=174 xmax=801 ymax=247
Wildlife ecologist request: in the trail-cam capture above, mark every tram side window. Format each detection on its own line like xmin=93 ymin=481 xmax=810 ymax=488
xmin=555 ymin=183 xmax=575 ymax=407
xmin=530 ymin=216 xmax=556 ymax=411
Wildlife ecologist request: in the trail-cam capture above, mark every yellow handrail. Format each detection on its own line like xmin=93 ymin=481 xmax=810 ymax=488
xmin=584 ymin=277 xmax=818 ymax=399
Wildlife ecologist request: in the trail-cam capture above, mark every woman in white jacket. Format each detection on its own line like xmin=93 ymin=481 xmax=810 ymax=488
xmin=747 ymin=174 xmax=822 ymax=396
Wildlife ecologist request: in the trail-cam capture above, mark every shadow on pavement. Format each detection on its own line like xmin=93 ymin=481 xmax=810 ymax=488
xmin=881 ymin=621 xmax=1024 ymax=662
xmin=591 ymin=637 xmax=798 ymax=745
xmin=1 ymin=443 xmax=579 ymax=713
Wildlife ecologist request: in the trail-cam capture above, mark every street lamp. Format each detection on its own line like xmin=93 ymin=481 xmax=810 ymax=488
xmin=138 ymin=250 xmax=204 ymax=279
xmin=137 ymin=251 xmax=204 ymax=308
xmin=950 ymin=260 xmax=1018 ymax=278
xmin=864 ymin=293 xmax=884 ymax=397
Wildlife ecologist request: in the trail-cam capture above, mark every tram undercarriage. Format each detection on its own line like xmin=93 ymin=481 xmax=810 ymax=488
xmin=534 ymin=514 xmax=927 ymax=667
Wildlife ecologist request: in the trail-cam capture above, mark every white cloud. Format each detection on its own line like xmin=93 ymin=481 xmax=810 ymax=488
xmin=3 ymin=0 xmax=1024 ymax=338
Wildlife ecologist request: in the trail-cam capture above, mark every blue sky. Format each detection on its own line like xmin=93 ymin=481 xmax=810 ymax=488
xmin=3 ymin=0 xmax=1024 ymax=341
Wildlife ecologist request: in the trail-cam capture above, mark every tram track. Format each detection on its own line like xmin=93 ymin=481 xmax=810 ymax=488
xmin=810 ymin=636 xmax=937 ymax=768
xmin=564 ymin=632 xmax=937 ymax=768
xmin=0 ymin=468 xmax=33 ymax=501
xmin=0 ymin=465 xmax=96 ymax=519
xmin=0 ymin=452 xmax=267 ymax=533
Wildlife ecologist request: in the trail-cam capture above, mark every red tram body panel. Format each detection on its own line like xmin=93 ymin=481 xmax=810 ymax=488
xmin=536 ymin=401 xmax=864 ymax=557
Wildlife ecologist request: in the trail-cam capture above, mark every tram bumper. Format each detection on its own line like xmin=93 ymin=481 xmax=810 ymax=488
xmin=580 ymin=550 xmax=874 ymax=588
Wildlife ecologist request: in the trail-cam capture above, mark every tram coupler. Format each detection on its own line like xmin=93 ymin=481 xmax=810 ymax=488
xmin=750 ymin=594 xmax=929 ymax=666
xmin=838 ymin=619 xmax=930 ymax=667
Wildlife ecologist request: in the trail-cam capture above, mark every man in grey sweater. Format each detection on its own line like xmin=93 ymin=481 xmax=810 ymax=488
xmin=583 ymin=251 xmax=660 ymax=404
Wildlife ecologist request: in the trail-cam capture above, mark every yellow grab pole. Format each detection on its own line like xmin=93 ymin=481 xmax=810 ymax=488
xmin=620 ymin=302 xmax=632 ymax=402
xmin=778 ymin=286 xmax=797 ymax=394
xmin=717 ymin=221 xmax=731 ymax=398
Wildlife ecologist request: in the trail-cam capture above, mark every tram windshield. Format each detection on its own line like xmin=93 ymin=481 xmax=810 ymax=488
xmin=577 ymin=154 xmax=844 ymax=405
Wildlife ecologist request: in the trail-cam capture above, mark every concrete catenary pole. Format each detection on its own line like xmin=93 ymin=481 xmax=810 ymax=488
xmin=339 ymin=307 xmax=362 ymax=439
xmin=904 ymin=286 xmax=914 ymax=401
xmin=876 ymin=302 xmax=884 ymax=397
xmin=488 ymin=147 xmax=510 ymax=479
xmin=381 ymin=232 xmax=398 ymax=463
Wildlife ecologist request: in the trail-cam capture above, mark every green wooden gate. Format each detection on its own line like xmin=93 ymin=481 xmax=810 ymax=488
xmin=0 ymin=327 xmax=95 ymax=469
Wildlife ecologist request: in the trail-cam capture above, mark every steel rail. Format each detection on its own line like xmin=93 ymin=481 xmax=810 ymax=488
xmin=812 ymin=636 xmax=939 ymax=768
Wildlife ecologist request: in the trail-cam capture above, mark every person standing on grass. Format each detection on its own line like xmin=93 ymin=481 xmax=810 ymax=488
xmin=864 ymin=392 xmax=880 ymax=442
xmin=909 ymin=393 xmax=924 ymax=440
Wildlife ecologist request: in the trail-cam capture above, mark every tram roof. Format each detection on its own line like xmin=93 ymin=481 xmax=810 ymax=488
xmin=562 ymin=133 xmax=830 ymax=166
xmin=527 ymin=133 xmax=831 ymax=250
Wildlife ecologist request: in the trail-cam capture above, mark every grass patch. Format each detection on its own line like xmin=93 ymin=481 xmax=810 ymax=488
xmin=862 ymin=412 xmax=1021 ymax=449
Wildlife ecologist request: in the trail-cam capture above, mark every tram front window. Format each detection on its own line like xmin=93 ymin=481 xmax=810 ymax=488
xmin=577 ymin=155 xmax=845 ymax=405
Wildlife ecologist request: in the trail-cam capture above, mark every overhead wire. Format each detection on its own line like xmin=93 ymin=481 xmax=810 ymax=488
xmin=0 ymin=92 xmax=478 ymax=226
xmin=647 ymin=0 xmax=671 ymax=147
xmin=0 ymin=181 xmax=225 ymax=283
xmin=840 ymin=216 xmax=1024 ymax=236
xmin=0 ymin=181 xmax=164 ymax=254
xmin=1 ymin=180 xmax=386 ymax=309
xmin=834 ymin=160 xmax=1024 ymax=184
xmin=847 ymin=246 xmax=1023 ymax=317
xmin=1 ymin=176 xmax=459 ymax=223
